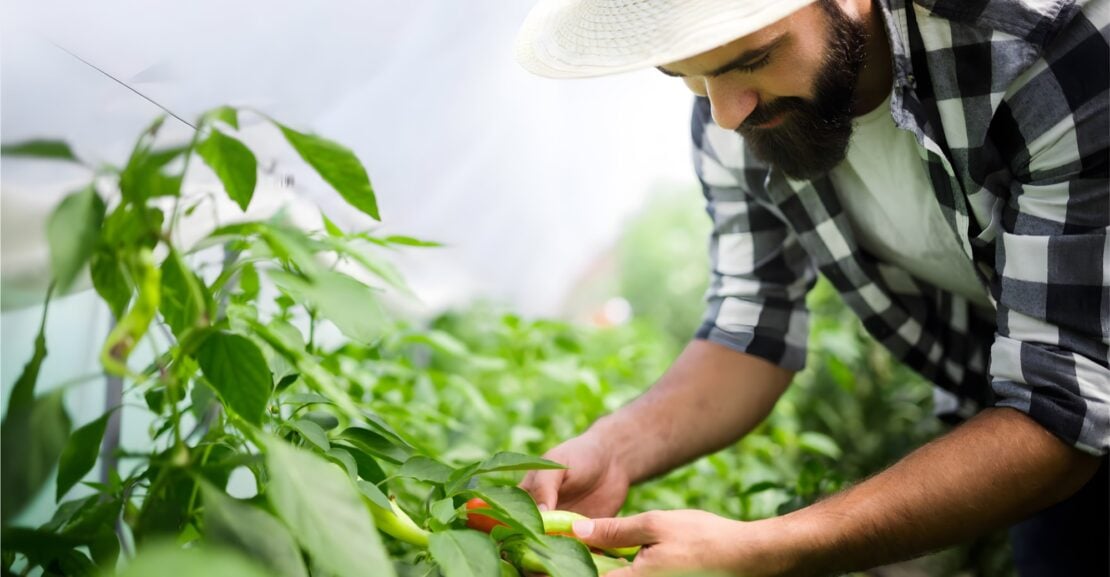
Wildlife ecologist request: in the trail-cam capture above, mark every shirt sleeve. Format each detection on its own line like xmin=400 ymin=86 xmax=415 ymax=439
xmin=690 ymin=97 xmax=818 ymax=371
xmin=988 ymin=1 xmax=1110 ymax=455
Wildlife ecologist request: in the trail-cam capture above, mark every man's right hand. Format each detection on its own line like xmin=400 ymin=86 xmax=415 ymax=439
xmin=520 ymin=431 xmax=631 ymax=518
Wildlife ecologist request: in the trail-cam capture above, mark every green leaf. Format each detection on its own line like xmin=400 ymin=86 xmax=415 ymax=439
xmin=101 ymin=205 xmax=164 ymax=248
xmin=288 ymin=419 xmax=330 ymax=452
xmin=302 ymin=410 xmax=339 ymax=431
xmin=505 ymin=535 xmax=596 ymax=577
xmin=325 ymin=448 xmax=359 ymax=480
xmin=0 ymin=527 xmax=88 ymax=565
xmin=428 ymin=531 xmax=500 ymax=577
xmin=118 ymin=116 xmax=185 ymax=202
xmin=382 ymin=235 xmax=442 ymax=247
xmin=476 ymin=452 xmax=566 ymax=475
xmin=283 ymin=393 xmax=331 ymax=406
xmin=47 ymin=186 xmax=105 ymax=292
xmin=196 ymin=332 xmax=272 ymax=425
xmin=1 ymin=139 xmax=80 ymax=162
xmin=321 ymin=213 xmax=344 ymax=237
xmin=6 ymin=295 xmax=50 ymax=411
xmin=56 ymin=411 xmax=112 ymax=501
xmin=277 ymin=123 xmax=379 ymax=220
xmin=160 ymin=249 xmax=211 ymax=336
xmin=197 ymin=130 xmax=257 ymax=211
xmin=798 ymin=432 xmax=842 ymax=460
xmin=115 ymin=543 xmax=272 ymax=577
xmin=445 ymin=461 xmax=483 ymax=496
xmin=335 ymin=427 xmax=411 ymax=464
xmin=268 ymin=269 xmax=388 ymax=344
xmin=464 ymin=486 xmax=543 ymax=537
xmin=396 ymin=456 xmax=454 ymax=484
xmin=356 ymin=479 xmax=392 ymax=511
xmin=90 ymin=251 xmax=131 ymax=319
xmin=264 ymin=439 xmax=394 ymax=577
xmin=347 ymin=448 xmax=387 ymax=485
xmin=201 ymin=483 xmax=308 ymax=577
xmin=206 ymin=106 xmax=240 ymax=130
xmin=0 ymin=392 xmax=72 ymax=523
xmin=430 ymin=497 xmax=458 ymax=525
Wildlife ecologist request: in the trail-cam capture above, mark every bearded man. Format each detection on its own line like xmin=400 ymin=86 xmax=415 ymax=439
xmin=516 ymin=0 xmax=1109 ymax=575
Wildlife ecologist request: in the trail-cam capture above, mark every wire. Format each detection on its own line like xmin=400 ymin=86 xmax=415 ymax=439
xmin=49 ymin=39 xmax=197 ymax=131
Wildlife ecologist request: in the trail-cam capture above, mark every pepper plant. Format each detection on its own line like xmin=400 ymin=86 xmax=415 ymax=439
xmin=0 ymin=108 xmax=630 ymax=576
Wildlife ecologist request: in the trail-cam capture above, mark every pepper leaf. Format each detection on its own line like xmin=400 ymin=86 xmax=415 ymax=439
xmin=47 ymin=186 xmax=105 ymax=293
xmin=201 ymin=483 xmax=308 ymax=577
xmin=396 ymin=456 xmax=454 ymax=484
xmin=428 ymin=530 xmax=500 ymax=577
xmin=264 ymin=439 xmax=394 ymax=577
xmin=196 ymin=332 xmax=272 ymax=426
xmin=197 ymin=130 xmax=257 ymax=211
xmin=1 ymin=140 xmax=80 ymax=162
xmin=277 ymin=123 xmax=379 ymax=220
xmin=56 ymin=410 xmax=113 ymax=501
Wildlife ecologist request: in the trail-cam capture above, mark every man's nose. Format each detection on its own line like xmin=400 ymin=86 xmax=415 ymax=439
xmin=707 ymin=79 xmax=759 ymax=131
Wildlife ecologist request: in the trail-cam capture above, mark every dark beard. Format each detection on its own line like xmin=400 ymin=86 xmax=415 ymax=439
xmin=736 ymin=0 xmax=869 ymax=181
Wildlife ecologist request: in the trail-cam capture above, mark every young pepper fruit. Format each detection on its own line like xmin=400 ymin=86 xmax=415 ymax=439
xmin=465 ymin=498 xmax=639 ymax=560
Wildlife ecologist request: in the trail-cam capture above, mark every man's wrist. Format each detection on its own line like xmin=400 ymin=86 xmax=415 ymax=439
xmin=585 ymin=413 xmax=649 ymax=483
xmin=744 ymin=512 xmax=831 ymax=577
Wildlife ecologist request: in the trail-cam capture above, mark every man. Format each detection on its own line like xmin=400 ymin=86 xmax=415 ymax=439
xmin=516 ymin=0 xmax=1109 ymax=575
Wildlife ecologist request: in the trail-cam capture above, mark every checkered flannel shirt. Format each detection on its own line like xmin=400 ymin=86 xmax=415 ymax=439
xmin=692 ymin=0 xmax=1109 ymax=454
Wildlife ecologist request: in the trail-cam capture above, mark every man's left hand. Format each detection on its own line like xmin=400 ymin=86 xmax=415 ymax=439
xmin=572 ymin=509 xmax=796 ymax=577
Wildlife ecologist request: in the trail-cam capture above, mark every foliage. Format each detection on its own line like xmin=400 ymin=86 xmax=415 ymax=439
xmin=0 ymin=110 xmax=606 ymax=576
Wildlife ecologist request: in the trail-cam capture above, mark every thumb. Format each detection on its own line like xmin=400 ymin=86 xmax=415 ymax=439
xmin=572 ymin=513 xmax=657 ymax=549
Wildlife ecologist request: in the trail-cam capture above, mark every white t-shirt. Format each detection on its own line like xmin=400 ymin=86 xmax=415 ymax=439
xmin=829 ymin=92 xmax=994 ymax=314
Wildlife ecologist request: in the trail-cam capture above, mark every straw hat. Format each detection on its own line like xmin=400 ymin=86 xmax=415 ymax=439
xmin=515 ymin=0 xmax=817 ymax=78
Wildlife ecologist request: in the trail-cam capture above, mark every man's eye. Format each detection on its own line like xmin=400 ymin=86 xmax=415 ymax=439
xmin=735 ymin=54 xmax=772 ymax=74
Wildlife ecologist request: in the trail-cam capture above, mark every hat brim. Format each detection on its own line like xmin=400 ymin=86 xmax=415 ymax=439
xmin=515 ymin=0 xmax=818 ymax=79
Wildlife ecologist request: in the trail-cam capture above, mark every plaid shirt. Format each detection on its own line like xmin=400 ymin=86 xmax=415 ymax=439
xmin=692 ymin=0 xmax=1109 ymax=455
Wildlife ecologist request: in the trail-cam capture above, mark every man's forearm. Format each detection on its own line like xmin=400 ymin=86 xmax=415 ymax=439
xmin=771 ymin=408 xmax=1101 ymax=576
xmin=588 ymin=339 xmax=793 ymax=483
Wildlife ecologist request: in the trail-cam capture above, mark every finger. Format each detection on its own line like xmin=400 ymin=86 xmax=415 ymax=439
xmin=573 ymin=512 xmax=659 ymax=550
xmin=519 ymin=467 xmax=565 ymax=511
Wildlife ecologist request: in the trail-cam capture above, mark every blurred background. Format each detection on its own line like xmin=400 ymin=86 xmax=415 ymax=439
xmin=0 ymin=2 xmax=1013 ymax=575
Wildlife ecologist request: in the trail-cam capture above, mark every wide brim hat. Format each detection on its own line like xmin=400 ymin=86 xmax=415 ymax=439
xmin=515 ymin=0 xmax=817 ymax=78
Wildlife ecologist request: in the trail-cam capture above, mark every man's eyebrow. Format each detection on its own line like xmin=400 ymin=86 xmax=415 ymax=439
xmin=656 ymin=34 xmax=789 ymax=78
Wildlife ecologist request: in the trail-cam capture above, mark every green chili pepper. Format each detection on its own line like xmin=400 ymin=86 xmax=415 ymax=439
xmin=100 ymin=248 xmax=161 ymax=377
xmin=364 ymin=495 xmax=430 ymax=547
xmin=499 ymin=559 xmax=521 ymax=577
xmin=541 ymin=509 xmax=640 ymax=560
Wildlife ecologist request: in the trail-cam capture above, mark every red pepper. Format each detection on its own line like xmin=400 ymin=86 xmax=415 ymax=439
xmin=464 ymin=498 xmax=505 ymax=533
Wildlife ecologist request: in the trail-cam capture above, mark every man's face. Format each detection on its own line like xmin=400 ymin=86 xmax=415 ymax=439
xmin=659 ymin=0 xmax=868 ymax=180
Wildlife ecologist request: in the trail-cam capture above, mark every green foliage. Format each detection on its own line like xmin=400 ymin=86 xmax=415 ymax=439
xmin=0 ymin=110 xmax=617 ymax=577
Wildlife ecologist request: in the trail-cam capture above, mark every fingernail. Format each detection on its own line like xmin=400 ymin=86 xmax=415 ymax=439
xmin=572 ymin=519 xmax=594 ymax=538
xmin=538 ymin=503 xmax=549 ymax=512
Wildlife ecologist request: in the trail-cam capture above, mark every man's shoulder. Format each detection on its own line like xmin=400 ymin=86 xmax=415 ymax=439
xmin=906 ymin=0 xmax=1088 ymax=46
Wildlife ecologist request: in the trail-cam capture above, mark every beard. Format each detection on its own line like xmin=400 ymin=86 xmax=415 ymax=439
xmin=737 ymin=0 xmax=869 ymax=181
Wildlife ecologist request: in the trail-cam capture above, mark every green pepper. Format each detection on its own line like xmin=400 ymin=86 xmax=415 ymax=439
xmin=100 ymin=248 xmax=160 ymax=377
xmin=541 ymin=509 xmax=640 ymax=560
xmin=363 ymin=495 xmax=430 ymax=547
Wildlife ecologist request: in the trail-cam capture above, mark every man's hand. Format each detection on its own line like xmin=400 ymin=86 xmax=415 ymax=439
xmin=521 ymin=341 xmax=793 ymax=517
xmin=519 ymin=432 xmax=631 ymax=517
xmin=571 ymin=510 xmax=795 ymax=577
